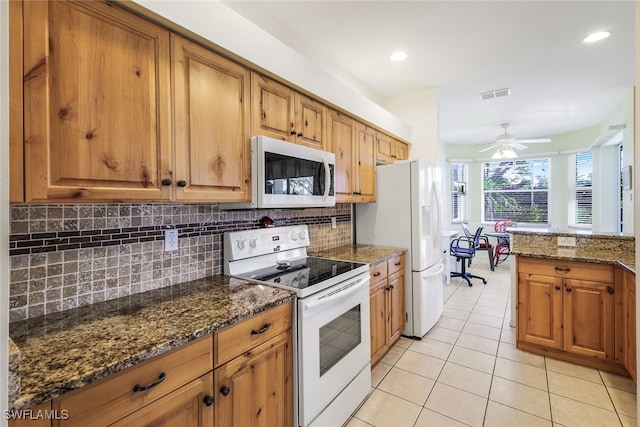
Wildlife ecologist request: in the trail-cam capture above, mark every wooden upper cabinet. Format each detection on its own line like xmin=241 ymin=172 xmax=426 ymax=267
xmin=9 ymin=0 xmax=24 ymax=203
xmin=23 ymin=0 xmax=172 ymax=202
xmin=251 ymin=72 xmax=295 ymax=141
xmin=376 ymin=131 xmax=409 ymax=164
xmin=294 ymin=93 xmax=326 ymax=150
xmin=251 ymin=72 xmax=327 ymax=149
xmin=327 ymin=109 xmax=356 ymax=202
xmin=171 ymin=35 xmax=251 ymax=202
xmin=355 ymin=123 xmax=376 ymax=202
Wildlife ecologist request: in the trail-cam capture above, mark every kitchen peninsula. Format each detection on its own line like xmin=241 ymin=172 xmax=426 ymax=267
xmin=511 ymin=229 xmax=636 ymax=380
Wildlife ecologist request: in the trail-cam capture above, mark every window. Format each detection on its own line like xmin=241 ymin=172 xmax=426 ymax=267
xmin=482 ymin=158 xmax=550 ymax=223
xmin=574 ymin=152 xmax=593 ymax=225
xmin=450 ymin=163 xmax=467 ymax=222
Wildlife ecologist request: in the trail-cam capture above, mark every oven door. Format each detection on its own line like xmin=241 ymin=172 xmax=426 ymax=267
xmin=298 ymin=272 xmax=371 ymax=426
xmin=255 ymin=135 xmax=335 ymax=208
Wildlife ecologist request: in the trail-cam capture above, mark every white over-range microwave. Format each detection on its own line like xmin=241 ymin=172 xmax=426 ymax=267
xmin=222 ymin=136 xmax=336 ymax=209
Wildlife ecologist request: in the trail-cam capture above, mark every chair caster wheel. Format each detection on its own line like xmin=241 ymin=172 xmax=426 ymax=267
xmin=482 ymin=279 xmax=487 ymax=284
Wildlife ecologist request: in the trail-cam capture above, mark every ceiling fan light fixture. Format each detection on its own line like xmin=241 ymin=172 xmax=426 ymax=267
xmin=502 ymin=147 xmax=518 ymax=159
xmin=389 ymin=51 xmax=408 ymax=61
xmin=583 ymin=31 xmax=610 ymax=44
xmin=491 ymin=150 xmax=503 ymax=159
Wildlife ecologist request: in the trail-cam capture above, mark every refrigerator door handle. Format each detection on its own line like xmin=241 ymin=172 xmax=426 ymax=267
xmin=423 ymin=262 xmax=444 ymax=279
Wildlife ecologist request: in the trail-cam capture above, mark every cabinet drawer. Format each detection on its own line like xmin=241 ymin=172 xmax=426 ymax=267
xmin=388 ymin=254 xmax=406 ymax=275
xmin=215 ymin=301 xmax=292 ymax=367
xmin=54 ymin=335 xmax=213 ymax=427
xmin=518 ymin=257 xmax=613 ymax=283
xmin=370 ymin=262 xmax=388 ymax=284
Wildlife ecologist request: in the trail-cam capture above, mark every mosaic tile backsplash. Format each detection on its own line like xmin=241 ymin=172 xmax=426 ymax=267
xmin=9 ymin=203 xmax=352 ymax=321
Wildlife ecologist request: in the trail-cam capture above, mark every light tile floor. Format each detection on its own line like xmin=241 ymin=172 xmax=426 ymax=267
xmin=346 ymin=256 xmax=638 ymax=427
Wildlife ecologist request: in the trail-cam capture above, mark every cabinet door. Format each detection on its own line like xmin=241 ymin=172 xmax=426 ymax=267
xmin=327 ymin=110 xmax=356 ymax=202
xmin=110 ymin=373 xmax=214 ymax=427
xmin=9 ymin=0 xmax=23 ymax=202
xmin=370 ymin=278 xmax=388 ymax=366
xmin=563 ymin=279 xmax=615 ymax=360
xmin=517 ymin=273 xmax=563 ymax=349
xmin=388 ymin=269 xmax=405 ymax=345
xmin=294 ymin=93 xmax=326 ymax=150
xmin=376 ymin=132 xmax=394 ymax=164
xmin=251 ymin=72 xmax=295 ymax=141
xmin=23 ymin=1 xmax=172 ymax=202
xmin=355 ymin=123 xmax=376 ymax=203
xmin=215 ymin=331 xmax=292 ymax=427
xmin=172 ymin=35 xmax=251 ymax=202
xmin=393 ymin=141 xmax=409 ymax=161
xmin=623 ymin=269 xmax=637 ymax=382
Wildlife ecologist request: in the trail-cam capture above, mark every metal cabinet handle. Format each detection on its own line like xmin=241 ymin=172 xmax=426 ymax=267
xmin=297 ymin=132 xmax=303 ymax=137
xmin=161 ymin=179 xmax=172 ymax=186
xmin=566 ymin=287 xmax=572 ymax=292
xmin=220 ymin=385 xmax=231 ymax=396
xmin=203 ymin=395 xmax=214 ymax=406
xmin=555 ymin=285 xmax=561 ymax=290
xmin=177 ymin=180 xmax=187 ymax=187
xmin=251 ymin=324 xmax=270 ymax=335
xmin=290 ymin=130 xmax=297 ymax=135
xmin=555 ymin=267 xmax=570 ymax=272
xmin=373 ymin=272 xmax=381 ymax=277
xmin=394 ymin=262 xmax=402 ymax=266
xmin=133 ymin=372 xmax=166 ymax=392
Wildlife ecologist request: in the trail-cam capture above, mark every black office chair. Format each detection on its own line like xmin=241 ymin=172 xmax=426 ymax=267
xmin=450 ymin=226 xmax=488 ymax=287
xmin=461 ymin=223 xmax=495 ymax=271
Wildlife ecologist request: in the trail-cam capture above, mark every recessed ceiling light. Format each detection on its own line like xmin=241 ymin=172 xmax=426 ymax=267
xmin=583 ymin=31 xmax=611 ymax=44
xmin=389 ymin=51 xmax=408 ymax=62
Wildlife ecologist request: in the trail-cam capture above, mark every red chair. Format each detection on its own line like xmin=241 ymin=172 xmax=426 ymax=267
xmin=493 ymin=220 xmax=512 ymax=265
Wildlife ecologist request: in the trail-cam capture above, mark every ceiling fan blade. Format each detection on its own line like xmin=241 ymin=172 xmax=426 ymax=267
xmin=479 ymin=143 xmax=501 ymax=152
xmin=511 ymin=143 xmax=528 ymax=150
xmin=518 ymin=138 xmax=551 ymax=143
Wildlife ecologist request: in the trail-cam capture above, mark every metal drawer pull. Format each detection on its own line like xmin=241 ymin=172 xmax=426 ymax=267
xmin=555 ymin=285 xmax=561 ymax=290
xmin=554 ymin=267 xmax=570 ymax=272
xmin=395 ymin=262 xmax=402 ymax=266
xmin=251 ymin=324 xmax=270 ymax=335
xmin=133 ymin=372 xmax=166 ymax=392
xmin=373 ymin=272 xmax=381 ymax=277
xmin=220 ymin=385 xmax=231 ymax=396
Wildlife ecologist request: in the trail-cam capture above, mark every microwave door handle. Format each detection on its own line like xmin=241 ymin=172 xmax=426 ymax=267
xmin=323 ymin=158 xmax=330 ymax=201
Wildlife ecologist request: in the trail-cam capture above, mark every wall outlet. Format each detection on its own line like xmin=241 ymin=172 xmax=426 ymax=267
xmin=557 ymin=236 xmax=576 ymax=247
xmin=165 ymin=229 xmax=179 ymax=251
xmin=331 ymin=217 xmax=337 ymax=229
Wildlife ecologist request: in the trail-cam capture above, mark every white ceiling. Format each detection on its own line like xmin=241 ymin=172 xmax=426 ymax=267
xmin=222 ymin=0 xmax=635 ymax=146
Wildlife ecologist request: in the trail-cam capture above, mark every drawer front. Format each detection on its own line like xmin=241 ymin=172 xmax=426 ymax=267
xmin=54 ymin=335 xmax=213 ymax=427
xmin=215 ymin=301 xmax=292 ymax=367
xmin=387 ymin=254 xmax=406 ymax=275
xmin=518 ymin=257 xmax=614 ymax=283
xmin=370 ymin=262 xmax=388 ymax=284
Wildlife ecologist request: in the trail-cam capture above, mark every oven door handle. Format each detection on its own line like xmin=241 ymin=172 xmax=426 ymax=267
xmin=303 ymin=276 xmax=370 ymax=313
xmin=322 ymin=157 xmax=331 ymax=202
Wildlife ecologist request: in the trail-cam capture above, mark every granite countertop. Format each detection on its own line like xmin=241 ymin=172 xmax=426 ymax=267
xmin=512 ymin=245 xmax=636 ymax=274
xmin=509 ymin=228 xmax=635 ymax=239
xmin=310 ymin=244 xmax=407 ymax=265
xmin=8 ymin=276 xmax=294 ymax=411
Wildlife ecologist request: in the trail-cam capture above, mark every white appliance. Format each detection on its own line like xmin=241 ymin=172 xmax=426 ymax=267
xmin=221 ymin=136 xmax=335 ymax=209
xmin=356 ymin=160 xmax=444 ymax=338
xmin=223 ymin=225 xmax=371 ymax=427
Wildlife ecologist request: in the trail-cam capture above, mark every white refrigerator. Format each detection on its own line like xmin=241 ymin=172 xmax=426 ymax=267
xmin=356 ymin=160 xmax=443 ymax=338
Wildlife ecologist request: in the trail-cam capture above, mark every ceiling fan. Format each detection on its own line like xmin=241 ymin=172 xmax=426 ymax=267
xmin=479 ymin=123 xmax=551 ymax=158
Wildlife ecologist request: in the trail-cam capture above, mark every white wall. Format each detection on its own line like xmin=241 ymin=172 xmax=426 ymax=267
xmin=384 ymin=88 xmax=439 ymax=163
xmin=133 ymin=0 xmax=412 ymax=142
xmin=1 ymin=0 xmax=9 ymax=422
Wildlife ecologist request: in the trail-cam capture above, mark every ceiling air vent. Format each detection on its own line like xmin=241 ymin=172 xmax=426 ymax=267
xmin=608 ymin=123 xmax=626 ymax=131
xmin=479 ymin=88 xmax=511 ymax=100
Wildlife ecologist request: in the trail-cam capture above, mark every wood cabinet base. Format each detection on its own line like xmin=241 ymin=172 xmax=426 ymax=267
xmin=517 ymin=340 xmax=630 ymax=377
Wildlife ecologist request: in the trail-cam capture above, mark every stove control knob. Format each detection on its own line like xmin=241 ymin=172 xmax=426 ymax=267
xmin=299 ymin=230 xmax=307 ymax=240
xmin=237 ymin=239 xmax=246 ymax=250
xmin=290 ymin=232 xmax=299 ymax=241
xmin=249 ymin=238 xmax=258 ymax=248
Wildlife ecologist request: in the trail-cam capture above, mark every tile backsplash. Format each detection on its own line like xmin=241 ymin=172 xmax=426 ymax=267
xmin=9 ymin=203 xmax=352 ymax=321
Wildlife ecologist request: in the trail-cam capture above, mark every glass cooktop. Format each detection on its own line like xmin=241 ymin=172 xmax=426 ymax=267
xmin=235 ymin=256 xmax=366 ymax=290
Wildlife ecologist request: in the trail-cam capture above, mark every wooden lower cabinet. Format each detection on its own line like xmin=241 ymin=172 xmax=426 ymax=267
xmin=516 ymin=257 xmax=624 ymax=374
xmin=369 ymin=254 xmax=406 ymax=366
xmin=214 ymin=331 xmax=292 ymax=427
xmin=623 ymin=268 xmax=637 ymax=382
